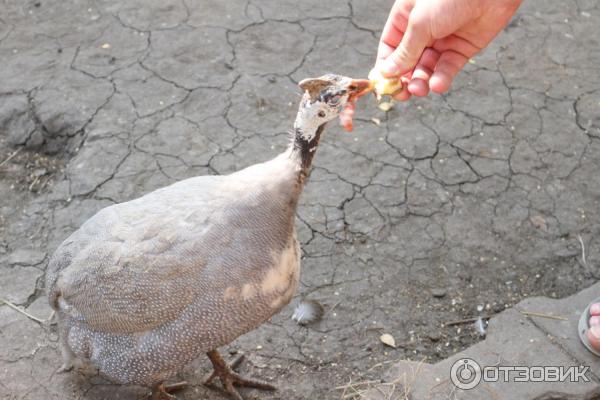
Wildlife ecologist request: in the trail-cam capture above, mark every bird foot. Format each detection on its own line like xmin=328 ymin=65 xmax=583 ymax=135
xmin=151 ymin=381 xmax=187 ymax=400
xmin=56 ymin=362 xmax=73 ymax=374
xmin=205 ymin=350 xmax=276 ymax=400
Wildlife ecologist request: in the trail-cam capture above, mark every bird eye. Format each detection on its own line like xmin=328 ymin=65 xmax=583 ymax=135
xmin=329 ymin=94 xmax=342 ymax=105
xmin=318 ymin=111 xmax=326 ymax=118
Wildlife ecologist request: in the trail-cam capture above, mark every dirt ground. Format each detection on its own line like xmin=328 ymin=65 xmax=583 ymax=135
xmin=1 ymin=0 xmax=600 ymax=399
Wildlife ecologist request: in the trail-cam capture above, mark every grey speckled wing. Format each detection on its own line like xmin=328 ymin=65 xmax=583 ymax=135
xmin=47 ymin=174 xmax=225 ymax=333
xmin=47 ymin=154 xmax=300 ymax=336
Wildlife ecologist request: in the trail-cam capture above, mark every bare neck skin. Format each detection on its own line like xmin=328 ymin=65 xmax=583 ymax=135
xmin=289 ymin=123 xmax=326 ymax=177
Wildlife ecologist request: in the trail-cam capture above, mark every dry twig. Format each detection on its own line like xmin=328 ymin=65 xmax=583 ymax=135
xmin=519 ymin=311 xmax=568 ymax=321
xmin=578 ymin=234 xmax=588 ymax=268
xmin=337 ymin=358 xmax=427 ymax=400
xmin=0 ymin=298 xmax=46 ymax=324
xmin=0 ymin=147 xmax=23 ymax=168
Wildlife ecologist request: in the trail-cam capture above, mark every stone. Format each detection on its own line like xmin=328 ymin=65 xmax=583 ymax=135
xmin=7 ymin=248 xmax=46 ymax=266
xmin=230 ymin=21 xmax=313 ymax=75
xmin=366 ymin=283 xmax=600 ymax=400
xmin=0 ymin=265 xmax=41 ymax=304
xmin=143 ymin=25 xmax=236 ymax=90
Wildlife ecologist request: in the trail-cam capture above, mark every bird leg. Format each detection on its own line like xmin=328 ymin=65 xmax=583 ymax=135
xmin=204 ymin=353 xmax=245 ymax=385
xmin=150 ymin=381 xmax=188 ymax=400
xmin=57 ymin=321 xmax=75 ymax=373
xmin=205 ymin=350 xmax=276 ymax=400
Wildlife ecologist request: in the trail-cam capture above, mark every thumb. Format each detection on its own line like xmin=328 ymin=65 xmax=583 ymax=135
xmin=381 ymin=10 xmax=431 ymax=78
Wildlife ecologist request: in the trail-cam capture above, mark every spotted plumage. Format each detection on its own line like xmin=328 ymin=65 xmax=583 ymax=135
xmin=45 ymin=75 xmax=371 ymax=399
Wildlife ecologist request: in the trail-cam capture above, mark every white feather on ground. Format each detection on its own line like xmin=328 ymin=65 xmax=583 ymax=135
xmin=474 ymin=317 xmax=488 ymax=338
xmin=291 ymin=299 xmax=324 ymax=325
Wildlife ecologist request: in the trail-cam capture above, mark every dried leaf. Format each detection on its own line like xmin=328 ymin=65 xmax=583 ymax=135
xmin=371 ymin=117 xmax=381 ymax=126
xmin=378 ymin=102 xmax=394 ymax=112
xmin=379 ymin=333 xmax=396 ymax=348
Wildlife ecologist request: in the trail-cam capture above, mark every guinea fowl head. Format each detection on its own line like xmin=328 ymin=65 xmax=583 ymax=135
xmin=294 ymin=74 xmax=371 ymax=144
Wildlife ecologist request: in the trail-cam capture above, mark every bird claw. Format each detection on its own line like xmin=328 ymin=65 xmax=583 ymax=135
xmin=204 ymin=353 xmax=244 ymax=386
xmin=56 ymin=363 xmax=74 ymax=374
xmin=205 ymin=350 xmax=276 ymax=400
xmin=150 ymin=381 xmax=187 ymax=400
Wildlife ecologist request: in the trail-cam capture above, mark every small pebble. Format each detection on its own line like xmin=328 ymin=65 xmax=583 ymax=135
xmin=428 ymin=332 xmax=442 ymax=342
xmin=492 ymin=303 xmax=505 ymax=313
xmin=33 ymin=168 xmax=47 ymax=178
xmin=431 ymin=288 xmax=447 ymax=298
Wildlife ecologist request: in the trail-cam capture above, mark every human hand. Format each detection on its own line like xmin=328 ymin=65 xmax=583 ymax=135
xmin=376 ymin=0 xmax=522 ymax=100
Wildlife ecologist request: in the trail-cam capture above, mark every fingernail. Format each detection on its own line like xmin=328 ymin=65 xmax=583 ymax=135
xmin=590 ymin=325 xmax=600 ymax=339
xmin=381 ymin=59 xmax=401 ymax=77
xmin=590 ymin=316 xmax=600 ymax=326
xmin=590 ymin=303 xmax=600 ymax=315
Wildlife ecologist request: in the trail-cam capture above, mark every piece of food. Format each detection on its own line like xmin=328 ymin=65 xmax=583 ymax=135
xmin=368 ymin=67 xmax=403 ymax=100
xmin=378 ymin=101 xmax=394 ymax=112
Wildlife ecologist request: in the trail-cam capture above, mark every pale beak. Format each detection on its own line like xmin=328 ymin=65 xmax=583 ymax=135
xmin=346 ymin=79 xmax=374 ymax=101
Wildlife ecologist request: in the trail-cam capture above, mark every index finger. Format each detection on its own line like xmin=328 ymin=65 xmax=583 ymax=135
xmin=376 ymin=0 xmax=411 ymax=61
xmin=377 ymin=33 xmax=403 ymax=64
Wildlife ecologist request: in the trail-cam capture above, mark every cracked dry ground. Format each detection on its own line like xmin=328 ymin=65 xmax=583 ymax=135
xmin=1 ymin=0 xmax=600 ymax=399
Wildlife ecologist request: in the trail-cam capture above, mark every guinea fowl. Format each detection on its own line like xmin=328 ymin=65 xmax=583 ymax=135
xmin=46 ymin=74 xmax=371 ymax=400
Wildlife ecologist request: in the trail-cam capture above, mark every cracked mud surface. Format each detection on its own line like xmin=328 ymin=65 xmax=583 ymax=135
xmin=1 ymin=1 xmax=600 ymax=399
